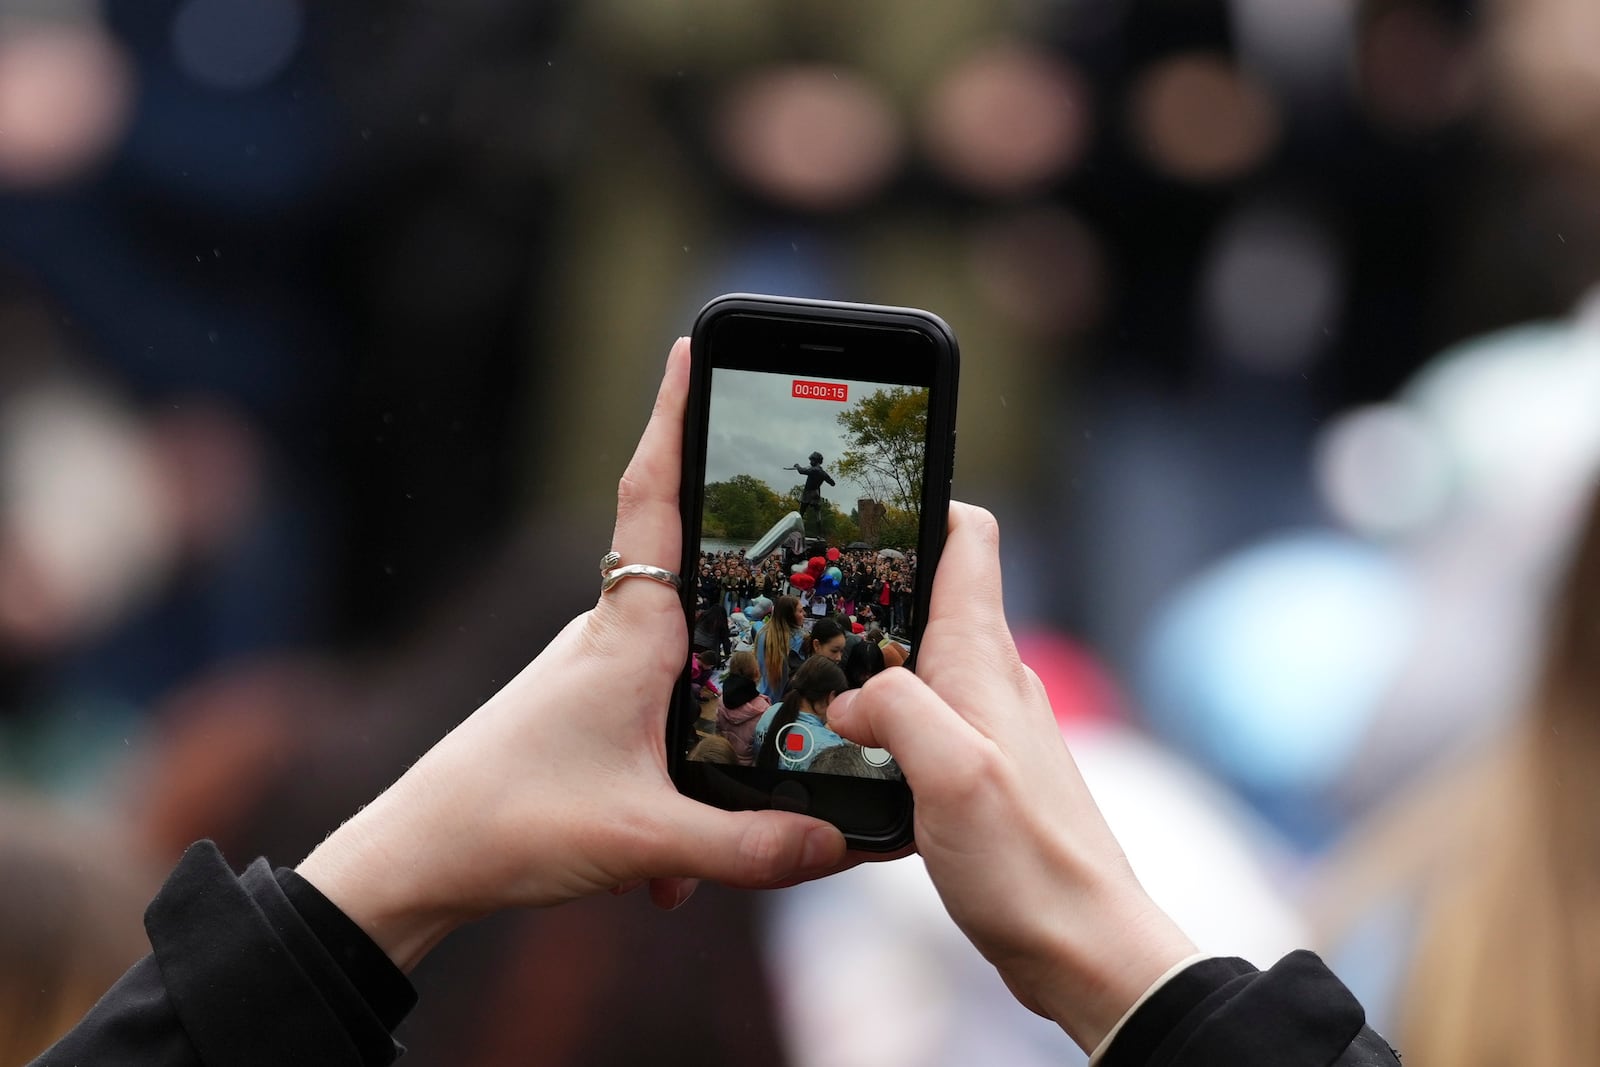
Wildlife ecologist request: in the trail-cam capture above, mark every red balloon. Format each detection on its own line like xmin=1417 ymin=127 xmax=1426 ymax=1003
xmin=789 ymin=573 xmax=817 ymax=591
xmin=808 ymin=556 xmax=826 ymax=576
xmin=826 ymin=546 xmax=841 ymax=562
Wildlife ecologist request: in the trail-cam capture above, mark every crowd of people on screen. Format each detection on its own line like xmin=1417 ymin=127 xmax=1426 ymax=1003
xmin=687 ymin=545 xmax=909 ymax=778
xmin=696 ymin=546 xmax=917 ymax=640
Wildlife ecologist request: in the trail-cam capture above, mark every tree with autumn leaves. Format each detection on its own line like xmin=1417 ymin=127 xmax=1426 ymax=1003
xmin=836 ymin=386 xmax=928 ymax=543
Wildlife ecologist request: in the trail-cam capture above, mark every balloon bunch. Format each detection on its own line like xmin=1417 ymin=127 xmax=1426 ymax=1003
xmin=819 ymin=566 xmax=842 ymax=596
xmin=790 ymin=552 xmax=846 ymax=594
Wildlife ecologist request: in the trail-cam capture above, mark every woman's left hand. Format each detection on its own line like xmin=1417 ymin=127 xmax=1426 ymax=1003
xmin=297 ymin=338 xmax=848 ymax=971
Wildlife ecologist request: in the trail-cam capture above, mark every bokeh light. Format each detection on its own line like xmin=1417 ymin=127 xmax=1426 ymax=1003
xmin=170 ymin=0 xmax=304 ymax=92
xmin=1488 ymin=0 xmax=1600 ymax=167
xmin=1314 ymin=403 xmax=1451 ymax=538
xmin=920 ymin=42 xmax=1091 ymax=196
xmin=1127 ymin=52 xmax=1279 ymax=183
xmin=1140 ymin=533 xmax=1414 ymax=805
xmin=1234 ymin=0 xmax=1353 ymax=102
xmin=1201 ymin=202 xmax=1342 ymax=374
xmin=1358 ymin=4 xmax=1478 ymax=133
xmin=713 ymin=64 xmax=903 ymax=213
xmin=967 ymin=205 xmax=1106 ymax=337
xmin=0 ymin=19 xmax=131 ymax=187
xmin=0 ymin=386 xmax=174 ymax=654
xmin=1404 ymin=320 xmax=1600 ymax=519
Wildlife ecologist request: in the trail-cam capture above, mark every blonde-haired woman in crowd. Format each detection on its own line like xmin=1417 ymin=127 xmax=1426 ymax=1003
xmin=755 ymin=594 xmax=803 ymax=701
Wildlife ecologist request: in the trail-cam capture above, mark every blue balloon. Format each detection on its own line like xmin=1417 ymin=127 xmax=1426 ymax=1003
xmin=1138 ymin=532 xmax=1413 ymax=801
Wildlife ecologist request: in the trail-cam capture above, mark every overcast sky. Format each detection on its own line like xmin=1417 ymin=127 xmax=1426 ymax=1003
xmin=706 ymin=367 xmax=884 ymax=508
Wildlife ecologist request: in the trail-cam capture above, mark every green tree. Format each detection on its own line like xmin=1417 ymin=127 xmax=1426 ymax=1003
xmin=836 ymin=387 xmax=929 ymax=521
xmin=703 ymin=474 xmax=786 ymax=540
xmin=876 ymin=505 xmax=921 ymax=551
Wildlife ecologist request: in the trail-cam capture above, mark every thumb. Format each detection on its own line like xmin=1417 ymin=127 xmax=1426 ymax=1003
xmin=828 ymin=668 xmax=989 ymax=788
xmin=645 ymin=801 xmax=846 ymax=888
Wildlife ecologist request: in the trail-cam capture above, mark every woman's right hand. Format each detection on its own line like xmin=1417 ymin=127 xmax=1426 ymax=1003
xmin=827 ymin=503 xmax=1197 ymax=1053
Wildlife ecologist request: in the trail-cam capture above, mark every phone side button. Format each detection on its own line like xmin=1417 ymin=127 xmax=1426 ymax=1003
xmin=949 ymin=431 xmax=957 ymax=479
xmin=770 ymin=780 xmax=810 ymax=813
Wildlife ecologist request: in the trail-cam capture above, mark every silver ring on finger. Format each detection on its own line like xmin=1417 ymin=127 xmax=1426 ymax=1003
xmin=600 ymin=551 xmax=682 ymax=594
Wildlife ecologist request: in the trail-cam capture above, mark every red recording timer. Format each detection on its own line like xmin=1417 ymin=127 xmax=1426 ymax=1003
xmin=791 ymin=379 xmax=849 ymax=402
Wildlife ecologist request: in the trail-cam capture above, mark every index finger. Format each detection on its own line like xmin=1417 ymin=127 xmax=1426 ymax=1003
xmin=923 ymin=502 xmax=1018 ymax=657
xmin=916 ymin=502 xmax=1035 ymax=720
xmin=598 ymin=338 xmax=690 ymax=618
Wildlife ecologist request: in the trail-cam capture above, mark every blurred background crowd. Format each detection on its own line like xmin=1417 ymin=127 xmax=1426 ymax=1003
xmin=3 ymin=0 xmax=1600 ymax=1063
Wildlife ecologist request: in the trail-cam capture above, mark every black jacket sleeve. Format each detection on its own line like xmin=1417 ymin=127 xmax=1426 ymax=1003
xmin=1101 ymin=951 xmax=1402 ymax=1067
xmin=29 ymin=841 xmax=416 ymax=1067
xmin=32 ymin=843 xmax=1398 ymax=1067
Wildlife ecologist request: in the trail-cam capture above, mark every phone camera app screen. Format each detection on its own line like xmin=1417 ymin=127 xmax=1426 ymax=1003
xmin=686 ymin=367 xmax=929 ymax=780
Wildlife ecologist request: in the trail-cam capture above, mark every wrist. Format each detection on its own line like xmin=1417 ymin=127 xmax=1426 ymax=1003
xmin=1026 ymin=877 xmax=1198 ymax=1052
xmin=296 ymin=782 xmax=472 ymax=973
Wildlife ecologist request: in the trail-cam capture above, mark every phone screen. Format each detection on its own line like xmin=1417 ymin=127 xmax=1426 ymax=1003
xmin=685 ymin=322 xmax=943 ymax=783
xmin=675 ymin=298 xmax=956 ymax=848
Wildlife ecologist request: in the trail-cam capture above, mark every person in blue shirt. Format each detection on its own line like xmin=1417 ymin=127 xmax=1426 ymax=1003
xmin=751 ymin=655 xmax=853 ymax=771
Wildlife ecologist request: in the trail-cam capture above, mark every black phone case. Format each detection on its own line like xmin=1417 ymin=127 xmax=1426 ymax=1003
xmin=670 ymin=293 xmax=960 ymax=851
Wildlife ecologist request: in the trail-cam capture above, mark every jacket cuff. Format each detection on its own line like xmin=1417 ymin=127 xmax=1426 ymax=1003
xmin=274 ymin=865 xmax=416 ymax=1032
xmin=1098 ymin=951 xmax=1374 ymax=1067
xmin=146 ymin=841 xmax=414 ymax=1066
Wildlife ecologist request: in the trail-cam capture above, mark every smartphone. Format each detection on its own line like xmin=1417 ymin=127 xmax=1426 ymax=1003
xmin=670 ymin=294 xmax=959 ymax=851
